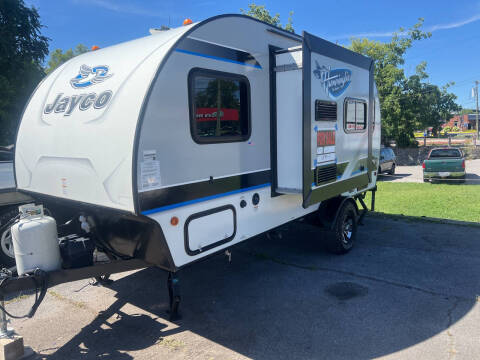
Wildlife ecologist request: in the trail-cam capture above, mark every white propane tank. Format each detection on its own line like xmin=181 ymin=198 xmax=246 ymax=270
xmin=11 ymin=204 xmax=62 ymax=275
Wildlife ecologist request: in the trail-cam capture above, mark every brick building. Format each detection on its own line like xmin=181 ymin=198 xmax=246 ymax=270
xmin=443 ymin=114 xmax=479 ymax=130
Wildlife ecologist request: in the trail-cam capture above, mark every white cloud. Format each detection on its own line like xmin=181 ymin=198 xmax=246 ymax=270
xmin=428 ymin=13 xmax=480 ymax=31
xmin=332 ymin=13 xmax=480 ymax=40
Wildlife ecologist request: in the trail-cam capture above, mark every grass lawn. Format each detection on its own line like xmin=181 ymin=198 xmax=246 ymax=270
xmin=362 ymin=182 xmax=480 ymax=223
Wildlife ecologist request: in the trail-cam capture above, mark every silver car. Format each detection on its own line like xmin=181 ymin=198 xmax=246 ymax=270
xmin=379 ymin=147 xmax=396 ymax=175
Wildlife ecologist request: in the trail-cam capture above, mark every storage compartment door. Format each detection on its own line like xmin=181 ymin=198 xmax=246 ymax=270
xmin=185 ymin=205 xmax=236 ymax=256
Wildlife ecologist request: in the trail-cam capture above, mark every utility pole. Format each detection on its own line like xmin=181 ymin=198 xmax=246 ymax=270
xmin=476 ymin=80 xmax=479 ymax=140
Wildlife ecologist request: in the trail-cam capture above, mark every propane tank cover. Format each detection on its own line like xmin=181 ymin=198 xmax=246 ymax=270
xmin=12 ymin=213 xmax=62 ymax=275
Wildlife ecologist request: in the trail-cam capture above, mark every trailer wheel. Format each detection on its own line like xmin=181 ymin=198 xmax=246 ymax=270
xmin=327 ymin=201 xmax=357 ymax=254
xmin=0 ymin=209 xmax=18 ymax=268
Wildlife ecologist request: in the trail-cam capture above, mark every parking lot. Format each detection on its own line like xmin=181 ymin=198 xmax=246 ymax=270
xmin=8 ymin=215 xmax=480 ymax=360
xmin=380 ymin=159 xmax=480 ymax=184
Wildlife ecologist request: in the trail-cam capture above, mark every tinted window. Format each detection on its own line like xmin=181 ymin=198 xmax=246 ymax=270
xmin=429 ymin=149 xmax=461 ymax=158
xmin=344 ymin=99 xmax=367 ymax=132
xmin=189 ymin=69 xmax=250 ymax=143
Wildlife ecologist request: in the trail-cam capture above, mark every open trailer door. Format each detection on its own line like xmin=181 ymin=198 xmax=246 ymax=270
xmin=301 ymin=32 xmax=375 ymax=208
xmin=274 ymin=32 xmax=374 ymax=208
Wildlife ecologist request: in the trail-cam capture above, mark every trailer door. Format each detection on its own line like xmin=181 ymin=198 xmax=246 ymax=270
xmin=301 ymin=32 xmax=374 ymax=208
xmin=273 ymin=34 xmax=374 ymax=208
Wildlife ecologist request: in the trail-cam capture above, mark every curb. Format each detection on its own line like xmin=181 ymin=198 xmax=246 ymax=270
xmin=366 ymin=211 xmax=480 ymax=228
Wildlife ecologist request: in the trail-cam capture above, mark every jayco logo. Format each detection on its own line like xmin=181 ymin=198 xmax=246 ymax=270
xmin=70 ymin=65 xmax=113 ymax=88
xmin=313 ymin=61 xmax=352 ymax=99
xmin=43 ymin=65 xmax=114 ymax=116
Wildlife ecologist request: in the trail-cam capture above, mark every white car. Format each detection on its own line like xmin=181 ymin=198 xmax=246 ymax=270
xmin=0 ymin=159 xmax=17 ymax=268
xmin=0 ymin=148 xmax=33 ymax=268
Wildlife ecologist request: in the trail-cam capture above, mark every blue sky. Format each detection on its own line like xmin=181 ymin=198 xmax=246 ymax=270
xmin=26 ymin=0 xmax=480 ymax=109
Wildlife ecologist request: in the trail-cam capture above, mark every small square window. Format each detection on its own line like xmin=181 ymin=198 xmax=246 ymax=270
xmin=189 ymin=68 xmax=251 ymax=144
xmin=344 ymin=99 xmax=367 ymax=132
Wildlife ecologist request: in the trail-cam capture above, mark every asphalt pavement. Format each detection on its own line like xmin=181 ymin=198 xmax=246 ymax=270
xmin=7 ymin=215 xmax=480 ymax=360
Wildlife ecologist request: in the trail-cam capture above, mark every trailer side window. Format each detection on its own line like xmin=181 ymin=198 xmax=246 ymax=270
xmin=344 ymin=99 xmax=367 ymax=132
xmin=189 ymin=68 xmax=251 ymax=144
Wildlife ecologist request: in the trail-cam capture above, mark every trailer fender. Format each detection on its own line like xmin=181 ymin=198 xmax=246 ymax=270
xmin=317 ymin=196 xmax=358 ymax=231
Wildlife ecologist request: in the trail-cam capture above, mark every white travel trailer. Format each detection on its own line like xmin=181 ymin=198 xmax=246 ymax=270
xmin=4 ymin=14 xmax=380 ymax=319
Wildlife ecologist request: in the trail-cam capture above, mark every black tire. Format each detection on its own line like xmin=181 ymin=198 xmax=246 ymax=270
xmin=326 ymin=201 xmax=357 ymax=255
xmin=389 ymin=164 xmax=396 ymax=175
xmin=423 ymin=178 xmax=429 ymax=183
xmin=0 ymin=208 xmax=18 ymax=268
xmin=377 ymin=166 xmax=382 ymax=175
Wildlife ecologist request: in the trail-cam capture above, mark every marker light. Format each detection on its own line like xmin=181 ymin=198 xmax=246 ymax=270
xmin=91 ymin=45 xmax=100 ymax=51
xmin=170 ymin=216 xmax=179 ymax=226
xmin=183 ymin=18 xmax=193 ymax=26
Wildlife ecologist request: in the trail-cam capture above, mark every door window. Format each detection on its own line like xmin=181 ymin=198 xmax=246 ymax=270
xmin=344 ymin=99 xmax=367 ymax=133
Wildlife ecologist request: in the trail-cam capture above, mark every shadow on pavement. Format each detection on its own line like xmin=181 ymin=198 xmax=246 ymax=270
xmin=42 ymin=219 xmax=479 ymax=359
xmin=43 ymin=296 xmax=169 ymax=359
xmin=377 ymin=173 xmax=412 ymax=181
xmin=427 ymin=173 xmax=480 ymax=185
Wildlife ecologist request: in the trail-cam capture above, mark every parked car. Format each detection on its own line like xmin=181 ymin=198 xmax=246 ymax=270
xmin=378 ymin=147 xmax=396 ymax=175
xmin=423 ymin=147 xmax=465 ymax=183
xmin=0 ymin=145 xmax=33 ymax=268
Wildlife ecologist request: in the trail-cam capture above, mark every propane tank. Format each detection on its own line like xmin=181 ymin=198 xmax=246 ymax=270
xmin=11 ymin=204 xmax=62 ymax=275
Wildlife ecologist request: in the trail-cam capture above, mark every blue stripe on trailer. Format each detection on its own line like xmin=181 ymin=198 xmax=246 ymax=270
xmin=141 ymin=182 xmax=271 ymax=215
xmin=175 ymin=48 xmax=262 ymax=69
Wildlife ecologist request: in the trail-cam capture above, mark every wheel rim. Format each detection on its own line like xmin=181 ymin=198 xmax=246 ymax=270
xmin=342 ymin=217 xmax=354 ymax=245
xmin=1 ymin=228 xmax=15 ymax=259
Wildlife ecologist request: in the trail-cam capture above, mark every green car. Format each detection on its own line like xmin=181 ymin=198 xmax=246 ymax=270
xmin=423 ymin=148 xmax=465 ymax=183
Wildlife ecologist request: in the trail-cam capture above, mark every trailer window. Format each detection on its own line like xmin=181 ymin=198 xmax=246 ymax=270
xmin=344 ymin=99 xmax=367 ymax=132
xmin=189 ymin=68 xmax=250 ymax=144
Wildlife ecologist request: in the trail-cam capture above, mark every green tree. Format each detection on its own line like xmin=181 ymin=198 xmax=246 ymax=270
xmin=45 ymin=44 xmax=89 ymax=74
xmin=0 ymin=0 xmax=49 ymax=145
xmin=349 ymin=19 xmax=460 ymax=146
xmin=241 ymin=4 xmax=294 ymax=33
xmin=460 ymin=108 xmax=476 ymax=115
